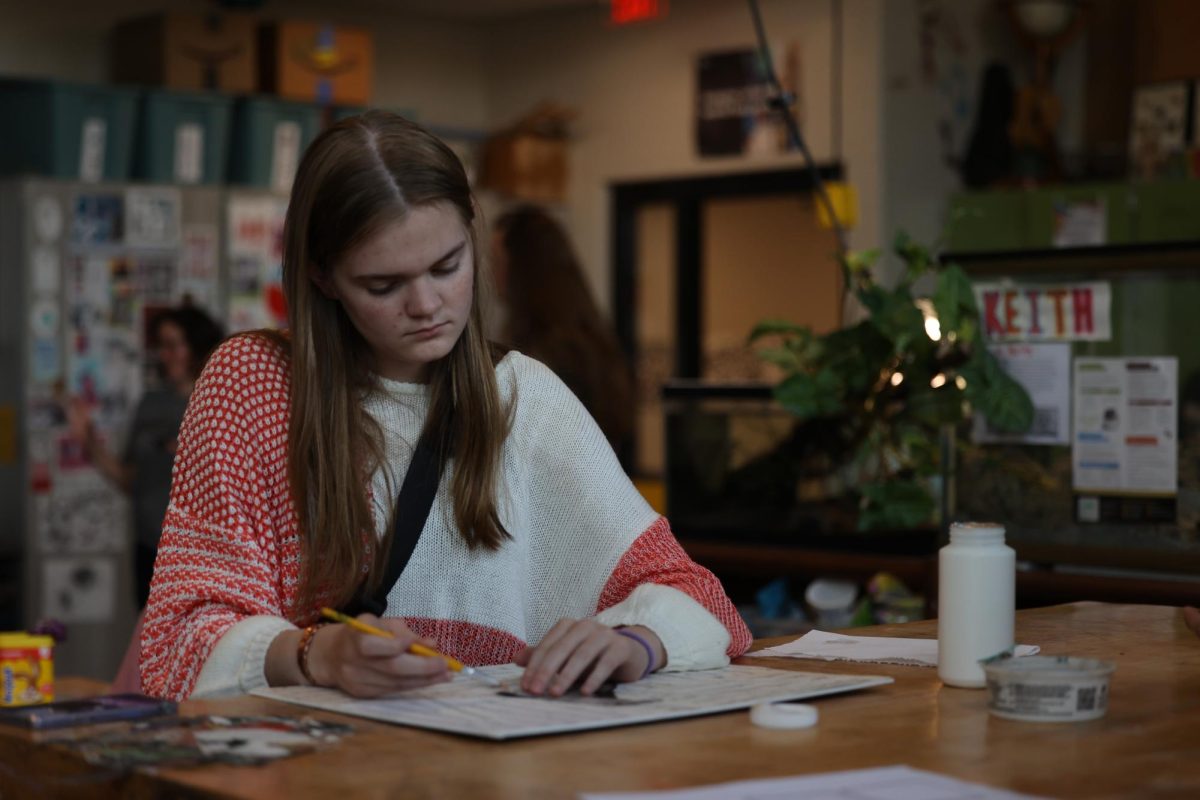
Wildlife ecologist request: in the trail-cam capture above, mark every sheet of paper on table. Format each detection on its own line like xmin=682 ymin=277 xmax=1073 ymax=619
xmin=580 ymin=765 xmax=1049 ymax=799
xmin=252 ymin=664 xmax=892 ymax=740
xmin=750 ymin=630 xmax=1040 ymax=667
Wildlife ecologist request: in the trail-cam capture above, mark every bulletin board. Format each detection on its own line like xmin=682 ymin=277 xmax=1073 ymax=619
xmin=952 ymin=242 xmax=1200 ymax=569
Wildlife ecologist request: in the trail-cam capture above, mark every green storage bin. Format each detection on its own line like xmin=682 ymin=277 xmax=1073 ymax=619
xmin=135 ymin=90 xmax=233 ymax=185
xmin=0 ymin=78 xmax=137 ymax=181
xmin=945 ymin=191 xmax=1028 ymax=252
xmin=1025 ymin=184 xmax=1133 ymax=248
xmin=1130 ymin=181 xmax=1200 ymax=242
xmin=228 ymin=97 xmax=322 ymax=190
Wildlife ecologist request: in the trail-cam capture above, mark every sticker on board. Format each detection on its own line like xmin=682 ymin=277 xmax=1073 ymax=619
xmin=40 ymin=472 xmax=125 ymax=554
xmin=41 ymin=556 xmax=117 ymax=623
xmin=125 ymin=188 xmax=181 ymax=248
xmin=71 ymin=194 xmax=124 ymax=246
xmin=33 ymin=196 xmax=64 ymax=243
xmin=32 ymin=247 xmax=61 ymax=293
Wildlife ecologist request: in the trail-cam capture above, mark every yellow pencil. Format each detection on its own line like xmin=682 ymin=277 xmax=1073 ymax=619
xmin=319 ymin=607 xmax=501 ymax=687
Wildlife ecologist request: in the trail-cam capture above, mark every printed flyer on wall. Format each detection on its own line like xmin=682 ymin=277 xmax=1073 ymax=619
xmin=974 ymin=343 xmax=1071 ymax=445
xmin=1072 ymin=357 xmax=1177 ymax=503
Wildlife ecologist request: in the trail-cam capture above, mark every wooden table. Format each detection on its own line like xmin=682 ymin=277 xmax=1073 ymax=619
xmin=3 ymin=603 xmax=1199 ymax=799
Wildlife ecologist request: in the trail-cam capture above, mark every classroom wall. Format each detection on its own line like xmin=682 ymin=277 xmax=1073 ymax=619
xmin=478 ymin=0 xmax=1092 ymax=300
xmin=484 ymin=0 xmax=887 ymax=313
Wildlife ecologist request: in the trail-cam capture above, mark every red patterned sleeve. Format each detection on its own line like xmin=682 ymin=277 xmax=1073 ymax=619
xmin=596 ymin=517 xmax=752 ymax=658
xmin=139 ymin=335 xmax=295 ymax=700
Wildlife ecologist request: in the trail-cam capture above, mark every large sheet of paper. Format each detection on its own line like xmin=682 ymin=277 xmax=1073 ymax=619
xmin=252 ymin=664 xmax=892 ymax=741
xmin=580 ymin=765 xmax=1048 ymax=800
xmin=973 ymin=343 xmax=1072 ymax=445
xmin=751 ymin=631 xmax=1039 ymax=667
xmin=1072 ymin=357 xmax=1178 ymax=494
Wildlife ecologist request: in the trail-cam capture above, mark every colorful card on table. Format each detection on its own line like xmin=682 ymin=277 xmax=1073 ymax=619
xmin=0 ymin=694 xmax=177 ymax=730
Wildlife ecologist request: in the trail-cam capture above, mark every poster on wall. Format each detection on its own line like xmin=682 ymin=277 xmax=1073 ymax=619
xmin=1052 ymin=199 xmax=1106 ymax=248
xmin=227 ymin=196 xmax=289 ymax=332
xmin=125 ymin=187 xmax=182 ymax=248
xmin=41 ymin=556 xmax=117 ymax=623
xmin=179 ymin=224 xmax=220 ymax=311
xmin=38 ymin=471 xmax=126 ymax=554
xmin=1072 ymin=357 xmax=1177 ymax=498
xmin=696 ymin=44 xmax=801 ymax=157
xmin=973 ymin=343 xmax=1071 ymax=445
xmin=66 ymin=256 xmax=143 ymax=442
xmin=973 ymin=281 xmax=1111 ymax=342
xmin=71 ymin=193 xmax=123 ymax=245
xmin=1129 ymin=81 xmax=1192 ymax=180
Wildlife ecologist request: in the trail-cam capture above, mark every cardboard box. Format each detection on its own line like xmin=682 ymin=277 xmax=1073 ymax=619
xmin=481 ymin=133 xmax=567 ymax=203
xmin=480 ymin=104 xmax=573 ymax=203
xmin=259 ymin=22 xmax=373 ymax=106
xmin=111 ymin=12 xmax=258 ymax=93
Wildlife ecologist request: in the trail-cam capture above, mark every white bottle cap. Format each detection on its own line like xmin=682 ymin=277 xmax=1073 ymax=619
xmin=750 ymin=702 xmax=819 ymax=729
xmin=949 ymin=521 xmax=1005 ymax=544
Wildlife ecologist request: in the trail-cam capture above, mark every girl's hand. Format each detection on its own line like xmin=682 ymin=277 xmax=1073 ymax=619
xmin=307 ymin=614 xmax=451 ymax=698
xmin=514 ymin=619 xmax=662 ymax=697
xmin=1184 ymin=607 xmax=1200 ymax=638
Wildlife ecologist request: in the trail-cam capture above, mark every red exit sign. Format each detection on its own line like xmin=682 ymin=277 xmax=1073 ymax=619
xmin=612 ymin=0 xmax=666 ymax=25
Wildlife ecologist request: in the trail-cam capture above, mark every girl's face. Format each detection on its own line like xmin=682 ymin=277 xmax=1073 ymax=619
xmin=155 ymin=320 xmax=193 ymax=388
xmin=326 ymin=202 xmax=475 ymax=383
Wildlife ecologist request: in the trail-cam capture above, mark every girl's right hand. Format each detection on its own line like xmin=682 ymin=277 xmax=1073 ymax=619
xmin=306 ymin=614 xmax=452 ymax=698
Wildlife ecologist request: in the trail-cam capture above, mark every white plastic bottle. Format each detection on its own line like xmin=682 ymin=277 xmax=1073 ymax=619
xmin=937 ymin=522 xmax=1015 ymax=688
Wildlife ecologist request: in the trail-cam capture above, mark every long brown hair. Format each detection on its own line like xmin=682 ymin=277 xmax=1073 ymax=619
xmin=496 ymin=206 xmax=633 ymax=448
xmin=277 ymin=111 xmax=511 ymax=614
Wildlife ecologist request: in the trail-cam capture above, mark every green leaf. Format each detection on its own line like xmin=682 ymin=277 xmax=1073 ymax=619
xmin=857 ymin=481 xmax=936 ymax=531
xmin=842 ymin=248 xmax=881 ymax=275
xmin=856 ymin=284 xmax=890 ymax=317
xmin=963 ymin=348 xmax=1034 ymax=433
xmin=869 ymin=288 xmax=926 ymax=348
xmin=906 ymin=385 xmax=966 ymax=428
xmin=894 ymin=230 xmax=933 ymax=280
xmin=957 ymin=316 xmax=978 ymax=345
xmin=822 ymin=322 xmax=893 ymax=393
xmin=749 ymin=319 xmax=812 ymax=343
xmin=774 ymin=369 xmax=843 ymax=419
xmin=757 ymin=346 xmax=802 ymax=370
xmin=896 ymin=422 xmax=941 ymax=475
xmin=931 ymin=264 xmax=976 ymax=335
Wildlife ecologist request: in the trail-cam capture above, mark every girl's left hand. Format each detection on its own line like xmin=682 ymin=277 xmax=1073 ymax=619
xmin=515 ymin=619 xmax=663 ymax=697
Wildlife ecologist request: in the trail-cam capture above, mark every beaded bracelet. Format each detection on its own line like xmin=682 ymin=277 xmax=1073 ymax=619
xmin=616 ymin=627 xmax=657 ymax=680
xmin=297 ymin=624 xmax=322 ymax=685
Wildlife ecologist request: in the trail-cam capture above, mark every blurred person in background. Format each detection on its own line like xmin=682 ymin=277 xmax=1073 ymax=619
xmin=492 ymin=205 xmax=634 ymax=453
xmin=69 ymin=304 xmax=224 ymax=608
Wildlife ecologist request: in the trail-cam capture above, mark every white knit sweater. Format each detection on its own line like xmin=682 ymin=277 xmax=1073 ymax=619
xmin=189 ymin=352 xmax=739 ymax=697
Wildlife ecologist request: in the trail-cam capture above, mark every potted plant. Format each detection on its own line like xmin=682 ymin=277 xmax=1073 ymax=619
xmin=749 ymin=233 xmax=1034 ymax=532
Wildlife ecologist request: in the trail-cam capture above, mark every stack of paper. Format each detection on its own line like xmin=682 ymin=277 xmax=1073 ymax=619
xmin=581 ymin=765 xmax=1049 ymax=799
xmin=750 ymin=630 xmax=1039 ymax=667
xmin=254 ymin=663 xmax=893 ymax=740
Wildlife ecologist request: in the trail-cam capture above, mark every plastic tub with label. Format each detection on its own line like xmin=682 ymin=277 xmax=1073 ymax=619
xmin=983 ymin=654 xmax=1115 ymax=722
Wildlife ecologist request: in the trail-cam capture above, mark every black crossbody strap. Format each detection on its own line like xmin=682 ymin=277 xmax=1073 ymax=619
xmin=343 ymin=429 xmax=443 ymax=618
